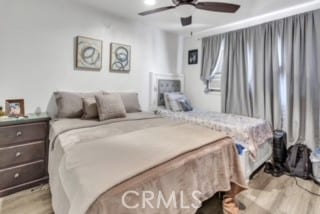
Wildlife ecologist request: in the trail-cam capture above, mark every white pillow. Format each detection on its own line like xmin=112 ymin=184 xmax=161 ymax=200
xmin=164 ymin=94 xmax=171 ymax=110
xmin=164 ymin=92 xmax=192 ymax=112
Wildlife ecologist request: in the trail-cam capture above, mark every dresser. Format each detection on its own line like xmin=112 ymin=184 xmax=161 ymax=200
xmin=0 ymin=114 xmax=50 ymax=197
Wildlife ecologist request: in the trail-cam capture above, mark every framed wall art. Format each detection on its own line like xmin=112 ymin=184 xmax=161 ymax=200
xmin=5 ymin=99 xmax=25 ymax=117
xmin=188 ymin=49 xmax=198 ymax=65
xmin=76 ymin=36 xmax=102 ymax=70
xmin=110 ymin=43 xmax=131 ymax=72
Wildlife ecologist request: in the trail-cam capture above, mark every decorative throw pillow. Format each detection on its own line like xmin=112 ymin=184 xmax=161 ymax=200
xmin=54 ymin=91 xmax=103 ymax=118
xmin=164 ymin=92 xmax=183 ymax=112
xmin=82 ymin=98 xmax=98 ymax=119
xmin=103 ymin=92 xmax=142 ymax=113
xmin=164 ymin=94 xmax=171 ymax=110
xmin=177 ymin=98 xmax=193 ymax=112
xmin=165 ymin=92 xmax=193 ymax=112
xmin=95 ymin=94 xmax=126 ymax=121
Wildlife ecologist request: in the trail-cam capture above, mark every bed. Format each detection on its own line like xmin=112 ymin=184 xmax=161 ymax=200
xmin=154 ymin=78 xmax=273 ymax=181
xmin=48 ymin=112 xmax=247 ymax=214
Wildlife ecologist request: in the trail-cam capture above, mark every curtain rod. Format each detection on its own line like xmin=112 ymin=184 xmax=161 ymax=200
xmin=194 ymin=1 xmax=320 ymax=39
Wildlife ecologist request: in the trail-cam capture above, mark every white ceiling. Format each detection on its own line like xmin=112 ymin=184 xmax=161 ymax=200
xmin=74 ymin=0 xmax=318 ymax=34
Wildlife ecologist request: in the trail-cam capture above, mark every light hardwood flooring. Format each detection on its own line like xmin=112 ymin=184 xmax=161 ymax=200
xmin=1 ymin=169 xmax=320 ymax=214
xmin=199 ymin=169 xmax=320 ymax=214
xmin=0 ymin=185 xmax=53 ymax=214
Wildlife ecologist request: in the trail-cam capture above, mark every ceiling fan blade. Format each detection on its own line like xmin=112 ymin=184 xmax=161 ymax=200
xmin=181 ymin=16 xmax=192 ymax=27
xmin=195 ymin=2 xmax=240 ymax=13
xmin=138 ymin=6 xmax=176 ymax=16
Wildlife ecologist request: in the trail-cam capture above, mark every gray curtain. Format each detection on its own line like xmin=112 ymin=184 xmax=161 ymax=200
xmin=213 ymin=24 xmax=283 ymax=129
xmin=202 ymin=9 xmax=320 ymax=149
xmin=201 ymin=34 xmax=225 ymax=83
xmin=281 ymin=12 xmax=320 ymax=148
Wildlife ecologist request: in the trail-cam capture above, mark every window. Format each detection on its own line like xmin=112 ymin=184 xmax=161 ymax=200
xmin=277 ymin=35 xmax=287 ymax=129
xmin=205 ymin=72 xmax=221 ymax=93
xmin=205 ymin=38 xmax=225 ymax=93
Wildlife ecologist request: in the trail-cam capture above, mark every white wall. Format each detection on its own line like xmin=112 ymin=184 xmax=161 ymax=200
xmin=182 ymin=37 xmax=221 ymax=112
xmin=0 ymin=0 xmax=181 ymax=114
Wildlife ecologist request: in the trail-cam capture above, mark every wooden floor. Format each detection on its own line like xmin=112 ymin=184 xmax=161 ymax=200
xmin=1 ymin=169 xmax=320 ymax=214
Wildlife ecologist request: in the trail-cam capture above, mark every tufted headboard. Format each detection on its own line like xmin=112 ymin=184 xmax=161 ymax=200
xmin=157 ymin=79 xmax=181 ymax=106
xmin=149 ymin=72 xmax=184 ymax=109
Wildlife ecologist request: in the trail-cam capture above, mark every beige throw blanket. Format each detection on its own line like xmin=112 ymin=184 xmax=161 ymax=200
xmin=58 ymin=123 xmax=228 ymax=214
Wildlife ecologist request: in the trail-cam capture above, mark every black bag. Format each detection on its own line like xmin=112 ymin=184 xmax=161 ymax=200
xmin=285 ymin=144 xmax=312 ymax=179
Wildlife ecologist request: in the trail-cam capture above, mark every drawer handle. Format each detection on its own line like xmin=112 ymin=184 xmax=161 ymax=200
xmin=16 ymin=152 xmax=21 ymax=157
xmin=16 ymin=131 xmax=23 ymax=137
xmin=14 ymin=173 xmax=20 ymax=179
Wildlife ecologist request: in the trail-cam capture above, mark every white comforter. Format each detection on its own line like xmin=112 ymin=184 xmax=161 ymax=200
xmin=157 ymin=109 xmax=273 ymax=158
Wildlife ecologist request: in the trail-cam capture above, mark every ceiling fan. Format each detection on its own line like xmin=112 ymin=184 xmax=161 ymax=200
xmin=139 ymin=0 xmax=240 ymax=27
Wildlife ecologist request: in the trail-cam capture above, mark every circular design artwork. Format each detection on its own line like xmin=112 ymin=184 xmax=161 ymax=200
xmin=76 ymin=37 xmax=102 ymax=70
xmin=81 ymin=46 xmax=100 ymax=65
xmin=110 ymin=43 xmax=131 ymax=72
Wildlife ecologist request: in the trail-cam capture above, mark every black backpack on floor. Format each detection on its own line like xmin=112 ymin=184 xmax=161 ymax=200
xmin=284 ymin=143 xmax=312 ymax=179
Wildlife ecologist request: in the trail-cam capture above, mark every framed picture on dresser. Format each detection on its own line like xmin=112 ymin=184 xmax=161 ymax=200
xmin=5 ymin=99 xmax=25 ymax=117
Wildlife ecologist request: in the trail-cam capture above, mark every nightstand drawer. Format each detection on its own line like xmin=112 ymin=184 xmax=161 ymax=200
xmin=0 ymin=122 xmax=47 ymax=146
xmin=0 ymin=141 xmax=45 ymax=169
xmin=0 ymin=161 xmax=45 ymax=190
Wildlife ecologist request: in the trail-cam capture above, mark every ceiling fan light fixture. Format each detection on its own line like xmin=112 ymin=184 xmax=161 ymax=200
xmin=138 ymin=1 xmax=240 ymax=27
xmin=144 ymin=0 xmax=156 ymax=6
xmin=175 ymin=4 xmax=195 ymax=18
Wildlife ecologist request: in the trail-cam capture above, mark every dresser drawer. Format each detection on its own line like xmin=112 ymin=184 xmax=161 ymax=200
xmin=0 ymin=161 xmax=45 ymax=190
xmin=0 ymin=141 xmax=45 ymax=169
xmin=0 ymin=122 xmax=47 ymax=146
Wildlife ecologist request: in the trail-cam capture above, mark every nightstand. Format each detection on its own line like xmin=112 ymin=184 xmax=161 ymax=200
xmin=0 ymin=113 xmax=50 ymax=197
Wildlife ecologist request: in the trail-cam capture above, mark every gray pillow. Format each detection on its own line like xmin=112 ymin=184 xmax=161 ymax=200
xmin=95 ymin=94 xmax=126 ymax=121
xmin=54 ymin=91 xmax=103 ymax=118
xmin=103 ymin=92 xmax=141 ymax=113
xmin=164 ymin=94 xmax=171 ymax=110
xmin=82 ymin=98 xmax=98 ymax=119
xmin=164 ymin=92 xmax=183 ymax=112
xmin=177 ymin=97 xmax=193 ymax=112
